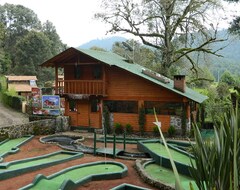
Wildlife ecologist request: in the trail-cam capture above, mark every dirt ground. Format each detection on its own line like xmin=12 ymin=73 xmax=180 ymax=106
xmin=0 ymin=101 xmax=28 ymax=127
xmin=1 ymin=135 xmax=158 ymax=190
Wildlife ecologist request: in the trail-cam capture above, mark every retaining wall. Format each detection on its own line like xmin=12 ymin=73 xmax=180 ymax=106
xmin=0 ymin=116 xmax=70 ymax=139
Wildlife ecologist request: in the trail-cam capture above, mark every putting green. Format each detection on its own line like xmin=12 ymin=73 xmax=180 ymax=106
xmin=0 ymin=153 xmax=72 ymax=170
xmin=143 ymin=143 xmax=192 ymax=165
xmin=0 ymin=151 xmax=83 ymax=181
xmin=21 ymin=161 xmax=127 ymax=190
xmin=145 ymin=163 xmax=197 ymax=190
xmin=0 ymin=137 xmax=31 ymax=155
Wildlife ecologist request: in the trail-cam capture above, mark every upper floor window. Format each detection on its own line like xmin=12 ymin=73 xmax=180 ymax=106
xmin=93 ymin=65 xmax=102 ymax=79
xmin=74 ymin=64 xmax=81 ymax=79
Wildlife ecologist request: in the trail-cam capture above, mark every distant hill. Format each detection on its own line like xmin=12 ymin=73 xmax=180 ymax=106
xmin=79 ymin=36 xmax=127 ymax=50
xmin=78 ymin=30 xmax=240 ymax=78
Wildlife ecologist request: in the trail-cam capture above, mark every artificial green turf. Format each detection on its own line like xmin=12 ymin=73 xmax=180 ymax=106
xmin=145 ymin=163 xmax=197 ymax=190
xmin=143 ymin=143 xmax=192 ymax=165
xmin=29 ymin=164 xmax=124 ymax=190
xmin=0 ymin=137 xmax=29 ymax=155
xmin=0 ymin=153 xmax=72 ymax=170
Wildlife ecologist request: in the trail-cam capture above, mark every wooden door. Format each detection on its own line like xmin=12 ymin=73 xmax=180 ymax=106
xmin=77 ymin=100 xmax=90 ymax=127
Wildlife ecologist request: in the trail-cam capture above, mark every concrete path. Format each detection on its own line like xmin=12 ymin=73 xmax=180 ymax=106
xmin=0 ymin=101 xmax=28 ymax=127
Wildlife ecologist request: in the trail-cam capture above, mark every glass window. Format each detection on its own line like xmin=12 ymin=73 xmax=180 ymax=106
xmin=144 ymin=101 xmax=183 ymax=116
xmin=93 ymin=65 xmax=102 ymax=79
xmin=74 ymin=65 xmax=81 ymax=79
xmin=104 ymin=100 xmax=138 ymax=113
xmin=69 ymin=100 xmax=77 ymax=112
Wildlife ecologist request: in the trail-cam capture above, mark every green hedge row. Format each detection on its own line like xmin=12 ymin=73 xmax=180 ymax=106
xmin=2 ymin=92 xmax=25 ymax=111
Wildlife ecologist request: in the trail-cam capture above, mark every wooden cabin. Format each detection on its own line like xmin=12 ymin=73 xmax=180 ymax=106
xmin=41 ymin=48 xmax=207 ymax=133
xmin=5 ymin=75 xmax=38 ymax=99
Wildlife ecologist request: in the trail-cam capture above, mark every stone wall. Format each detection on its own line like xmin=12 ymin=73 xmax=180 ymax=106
xmin=0 ymin=116 xmax=70 ymax=139
xmin=170 ymin=116 xmax=190 ymax=135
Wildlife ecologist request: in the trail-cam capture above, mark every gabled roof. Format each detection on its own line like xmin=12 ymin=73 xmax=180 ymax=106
xmin=41 ymin=47 xmax=208 ymax=103
xmin=6 ymin=76 xmax=37 ymax=81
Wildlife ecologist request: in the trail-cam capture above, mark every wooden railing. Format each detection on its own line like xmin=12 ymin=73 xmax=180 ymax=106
xmin=57 ymin=80 xmax=106 ymax=95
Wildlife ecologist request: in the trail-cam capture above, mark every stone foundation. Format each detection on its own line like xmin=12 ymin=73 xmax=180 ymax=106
xmin=0 ymin=116 xmax=70 ymax=139
xmin=135 ymin=159 xmax=174 ymax=190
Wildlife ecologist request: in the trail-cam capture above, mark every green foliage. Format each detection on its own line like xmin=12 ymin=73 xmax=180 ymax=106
xmin=125 ymin=123 xmax=133 ymax=135
xmin=220 ymin=70 xmax=236 ymax=87
xmin=2 ymin=91 xmax=25 ymax=111
xmin=138 ymin=107 xmax=146 ymax=136
xmin=114 ymin=122 xmax=123 ymax=135
xmin=168 ymin=125 xmax=176 ymax=137
xmin=204 ymin=85 xmax=232 ymax=123
xmin=103 ymin=106 xmax=111 ymax=134
xmin=153 ymin=125 xmax=159 ymax=136
xmin=190 ymin=106 xmax=240 ymax=190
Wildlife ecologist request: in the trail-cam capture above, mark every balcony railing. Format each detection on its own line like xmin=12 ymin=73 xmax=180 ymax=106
xmin=57 ymin=80 xmax=106 ymax=95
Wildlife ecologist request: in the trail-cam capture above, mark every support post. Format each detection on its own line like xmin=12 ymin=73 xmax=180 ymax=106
xmin=123 ymin=131 xmax=126 ymax=151
xmin=113 ymin=134 xmax=116 ymax=159
xmin=94 ymin=131 xmax=97 ymax=156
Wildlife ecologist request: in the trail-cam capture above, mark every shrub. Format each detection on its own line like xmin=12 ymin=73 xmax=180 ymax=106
xmin=125 ymin=123 xmax=133 ymax=135
xmin=103 ymin=106 xmax=111 ymax=134
xmin=153 ymin=125 xmax=159 ymax=136
xmin=168 ymin=125 xmax=176 ymax=137
xmin=138 ymin=107 xmax=145 ymax=136
xmin=114 ymin=122 xmax=123 ymax=135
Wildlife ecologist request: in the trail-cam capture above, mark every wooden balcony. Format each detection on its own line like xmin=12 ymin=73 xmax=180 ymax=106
xmin=56 ymin=80 xmax=106 ymax=95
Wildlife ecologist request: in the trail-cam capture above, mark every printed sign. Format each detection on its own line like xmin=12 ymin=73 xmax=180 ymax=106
xmin=42 ymin=95 xmax=60 ymax=109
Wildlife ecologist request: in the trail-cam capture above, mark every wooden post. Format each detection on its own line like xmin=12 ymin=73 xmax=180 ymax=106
xmin=102 ymin=64 xmax=106 ymax=96
xmin=113 ymin=134 xmax=116 ymax=159
xmin=55 ymin=66 xmax=58 ymax=94
xmin=94 ymin=130 xmax=97 ymax=156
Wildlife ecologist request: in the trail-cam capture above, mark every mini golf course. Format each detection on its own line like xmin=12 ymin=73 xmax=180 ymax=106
xmin=137 ymin=139 xmax=197 ymax=189
xmin=20 ymin=161 xmax=128 ymax=190
xmin=0 ymin=150 xmax=83 ymax=180
xmin=41 ymin=134 xmax=149 ymax=159
xmin=144 ymin=162 xmax=197 ymax=189
xmin=0 ymin=135 xmax=33 ymax=162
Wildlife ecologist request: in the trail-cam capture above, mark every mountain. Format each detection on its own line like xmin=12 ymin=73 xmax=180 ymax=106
xmin=78 ymin=30 xmax=240 ymax=78
xmin=78 ymin=36 xmax=127 ymax=50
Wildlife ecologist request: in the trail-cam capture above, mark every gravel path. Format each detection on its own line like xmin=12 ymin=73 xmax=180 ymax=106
xmin=0 ymin=101 xmax=28 ymax=127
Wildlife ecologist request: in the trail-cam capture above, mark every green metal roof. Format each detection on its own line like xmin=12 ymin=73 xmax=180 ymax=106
xmin=78 ymin=48 xmax=208 ymax=103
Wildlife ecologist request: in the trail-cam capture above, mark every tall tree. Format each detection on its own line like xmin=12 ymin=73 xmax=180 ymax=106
xmin=95 ymin=0 xmax=225 ymax=77
xmin=112 ymin=39 xmax=156 ymax=69
xmin=13 ymin=31 xmax=54 ymax=84
xmin=0 ymin=3 xmax=41 ymax=55
xmin=41 ymin=20 xmax=66 ymax=55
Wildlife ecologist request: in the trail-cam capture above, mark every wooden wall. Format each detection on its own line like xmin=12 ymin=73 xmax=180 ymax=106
xmin=105 ymin=66 xmax=183 ymax=102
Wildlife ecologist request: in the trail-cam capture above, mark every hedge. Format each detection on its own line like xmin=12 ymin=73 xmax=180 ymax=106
xmin=2 ymin=92 xmax=25 ymax=111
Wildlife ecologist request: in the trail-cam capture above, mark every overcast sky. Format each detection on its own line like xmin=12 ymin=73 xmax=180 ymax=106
xmin=0 ymin=0 xmax=116 ymax=47
xmin=0 ymin=0 xmax=240 ymax=47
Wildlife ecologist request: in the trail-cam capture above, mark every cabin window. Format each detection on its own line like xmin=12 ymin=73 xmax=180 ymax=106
xmin=69 ymin=100 xmax=77 ymax=112
xmin=74 ymin=64 xmax=81 ymax=79
xmin=93 ymin=65 xmax=102 ymax=79
xmin=104 ymin=100 xmax=138 ymax=113
xmin=144 ymin=101 xmax=182 ymax=116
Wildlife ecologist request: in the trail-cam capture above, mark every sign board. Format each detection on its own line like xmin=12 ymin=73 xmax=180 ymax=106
xmin=42 ymin=95 xmax=60 ymax=109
